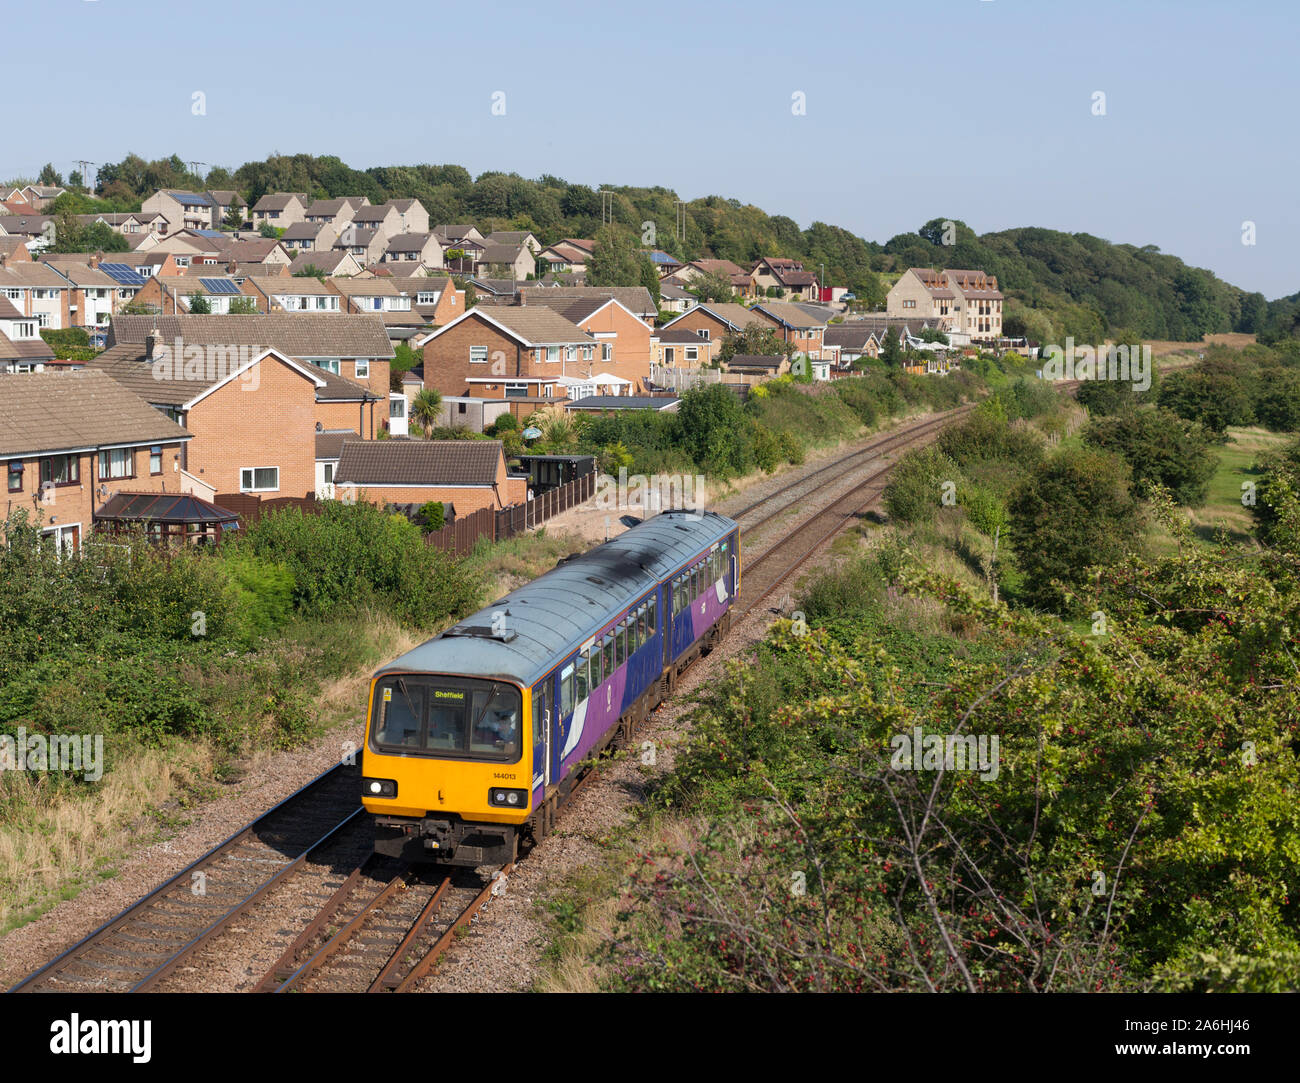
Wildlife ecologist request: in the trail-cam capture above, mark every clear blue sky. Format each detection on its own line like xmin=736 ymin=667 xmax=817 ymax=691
xmin=8 ymin=0 xmax=1298 ymax=298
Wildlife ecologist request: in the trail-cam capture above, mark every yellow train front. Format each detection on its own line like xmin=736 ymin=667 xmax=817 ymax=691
xmin=361 ymin=511 xmax=741 ymax=866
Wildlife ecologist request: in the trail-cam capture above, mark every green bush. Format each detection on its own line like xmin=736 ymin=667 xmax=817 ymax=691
xmin=882 ymin=446 xmax=965 ymax=526
xmin=218 ymin=552 xmax=295 ymax=643
xmin=1082 ymin=407 xmax=1217 ymax=505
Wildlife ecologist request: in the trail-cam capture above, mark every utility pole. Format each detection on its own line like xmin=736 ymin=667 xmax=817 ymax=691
xmin=598 ymin=190 xmax=613 ymax=225
xmin=189 ymin=161 xmax=207 ymax=182
xmin=675 ymin=200 xmax=687 ymax=244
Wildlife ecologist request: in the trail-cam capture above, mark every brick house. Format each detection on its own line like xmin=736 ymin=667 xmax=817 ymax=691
xmin=547 ymin=296 xmax=652 ymax=393
xmin=660 ymin=302 xmax=772 ymax=346
xmin=333 ymin=439 xmax=526 ymax=515
xmin=418 ymin=305 xmax=594 ymax=413
xmin=0 ymin=260 xmax=70 ymax=329
xmin=677 ymin=259 xmax=756 ymax=300
xmin=752 ymin=301 xmax=828 ymax=358
xmin=1 ymin=369 xmax=191 ymax=551
xmin=750 ymin=257 xmax=819 ymax=301
xmin=410 ymin=276 xmax=464 ymax=326
xmin=518 ymin=285 xmax=656 ymax=326
xmin=650 ymin=326 xmax=719 ymax=369
xmin=99 ymin=313 xmax=394 ymax=439
xmin=45 ymin=260 xmax=120 ymax=328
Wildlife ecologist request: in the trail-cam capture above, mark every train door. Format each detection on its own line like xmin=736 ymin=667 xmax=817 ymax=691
xmin=554 ymin=663 xmax=573 ymax=781
xmin=532 ymin=679 xmax=554 ymax=790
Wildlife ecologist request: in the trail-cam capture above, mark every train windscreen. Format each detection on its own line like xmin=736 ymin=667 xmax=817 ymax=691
xmin=370 ymin=676 xmax=522 ymax=763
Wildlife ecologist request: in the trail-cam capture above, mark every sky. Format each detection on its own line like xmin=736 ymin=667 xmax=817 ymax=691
xmin=7 ymin=0 xmax=1299 ymax=298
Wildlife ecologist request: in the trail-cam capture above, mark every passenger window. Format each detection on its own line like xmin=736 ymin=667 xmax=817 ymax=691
xmin=576 ymin=650 xmax=590 ymax=702
xmin=637 ymin=605 xmax=647 ymax=645
xmin=561 ymin=664 xmax=574 ymax=717
xmin=603 ymin=633 xmax=615 ymax=676
xmin=648 ymin=596 xmax=657 ymax=636
xmin=615 ymin=622 xmax=626 ymax=666
xmin=591 ymin=643 xmax=603 ymax=688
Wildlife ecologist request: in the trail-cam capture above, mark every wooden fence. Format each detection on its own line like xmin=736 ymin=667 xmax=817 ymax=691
xmin=423 ymin=471 xmax=597 ymax=557
xmin=213 ymin=493 xmax=320 ymax=524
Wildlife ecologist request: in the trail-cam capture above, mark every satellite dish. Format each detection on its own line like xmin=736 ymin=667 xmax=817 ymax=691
xmin=522 ymin=427 xmax=542 ymax=439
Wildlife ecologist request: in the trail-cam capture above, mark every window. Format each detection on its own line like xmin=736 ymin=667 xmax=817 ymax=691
xmin=390 ymin=398 xmax=406 ymax=419
xmin=99 ymin=447 xmax=134 ymax=480
xmin=418 ymin=292 xmax=436 ymax=305
xmin=505 ymin=383 xmax=528 ymax=398
xmin=470 ymin=346 xmax=488 ymax=364
xmin=602 ymin=633 xmax=614 ymax=677
xmin=323 ymin=463 xmax=334 ymax=485
xmin=318 ymin=359 xmax=341 ymax=375
xmin=240 ymin=467 xmax=279 ymax=492
xmin=648 ymin=596 xmax=657 ymax=636
xmin=355 ymin=359 xmax=369 ymax=379
xmin=615 ymin=622 xmax=626 ymax=667
xmin=2 ymin=288 xmax=20 ymax=300
xmin=697 ymin=329 xmax=709 ymax=340
xmin=685 ymin=347 xmax=698 ymax=361
xmin=636 ymin=605 xmax=647 ymax=648
xmin=576 ymin=649 xmax=590 ymax=702
xmin=591 ymin=640 xmax=604 ymax=688
xmin=561 ymin=664 xmax=574 ymax=717
xmin=582 ymin=346 xmax=592 ymax=361
xmin=7 ymin=460 xmax=23 ymax=492
xmin=601 ymin=344 xmax=611 ymax=362
xmin=546 ymin=346 xmax=559 ymax=362
xmin=40 ymin=455 xmax=78 ymax=486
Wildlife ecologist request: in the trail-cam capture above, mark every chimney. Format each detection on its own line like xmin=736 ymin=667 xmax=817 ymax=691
xmin=90 ymin=253 xmax=100 ymax=269
xmin=227 ymin=261 xmax=237 ymax=274
xmin=146 ymin=328 xmax=161 ymax=360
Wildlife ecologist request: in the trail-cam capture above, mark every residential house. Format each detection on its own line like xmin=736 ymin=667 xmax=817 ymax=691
xmin=484 ymin=230 xmax=541 ymax=255
xmin=546 ymin=296 xmax=652 ymax=392
xmin=45 ymin=260 xmax=120 ymax=328
xmin=304 ymin=197 xmax=367 ymax=228
xmin=0 ymin=237 xmax=33 ymax=264
xmin=251 ymin=193 xmax=309 ymax=230
xmin=410 ymin=276 xmax=464 ymax=326
xmin=0 ymin=296 xmax=55 ymax=371
xmin=279 ymin=221 xmax=338 ymax=253
xmin=129 ymin=275 xmax=261 ymax=315
xmin=384 ymin=199 xmax=429 ymax=236
xmin=474 ymin=243 xmax=535 ymax=282
xmin=725 ymin=354 xmax=791 ymax=377
xmin=333 ymin=226 xmax=387 ymax=267
xmin=650 ymin=327 xmax=718 ymax=370
xmin=676 ymin=259 xmax=755 ymax=299
xmin=1 ymin=369 xmax=191 ymax=552
xmin=207 ymin=190 xmax=245 ymax=227
xmin=418 ymin=305 xmax=595 ymax=414
xmin=467 ymin=277 xmax=517 ymax=303
xmin=333 ymin=439 xmax=526 ymax=515
xmin=12 ymin=185 xmax=66 ymax=211
xmin=381 ymin=232 xmax=443 ymax=268
xmin=349 ymin=204 xmax=402 ymax=240
xmin=886 ymin=267 xmax=1002 ymax=342
xmin=750 ymin=257 xmax=819 ymax=301
xmin=517 ymin=285 xmax=656 ymax=325
xmin=141 ymin=190 xmax=217 ymax=231
xmin=535 ymin=239 xmax=594 ymax=275
xmin=644 ymin=250 xmax=683 ymax=278
xmin=212 ymin=237 xmax=292 ymax=268
xmin=438 ymin=235 xmax=485 ymax=275
xmin=288 ymin=250 xmax=365 ymax=278
xmin=432 ymin=225 xmax=484 ymax=245
xmin=657 ymin=281 xmax=696 ymax=314
xmin=0 ymin=261 xmax=70 ymax=329
xmin=752 ymin=301 xmax=828 ymax=358
xmin=660 ymin=302 xmax=772 ymax=346
xmin=314 ymin=428 xmax=356 ymax=499
xmin=243 ymin=276 xmax=343 ymax=314
xmin=0 ymin=215 xmax=55 ymax=248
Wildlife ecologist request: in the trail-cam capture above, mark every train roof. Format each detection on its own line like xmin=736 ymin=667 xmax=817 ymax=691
xmin=376 ymin=510 xmax=737 ymax=688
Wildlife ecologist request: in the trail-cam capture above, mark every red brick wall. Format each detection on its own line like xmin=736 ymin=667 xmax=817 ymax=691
xmin=576 ymin=304 xmax=651 ymax=392
xmin=185 ymin=356 xmax=318 ymax=498
xmin=422 ymin=316 xmax=531 ymax=398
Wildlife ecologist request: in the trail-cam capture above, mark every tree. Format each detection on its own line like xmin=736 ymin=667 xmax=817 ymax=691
xmin=1082 ymin=407 xmax=1216 ymax=505
xmin=1008 ymin=447 xmax=1143 ymax=612
xmin=294 ymin=264 xmax=326 ymax=280
xmin=259 ymin=222 xmax=282 ymax=239
xmin=38 ymin=163 xmax=62 ymax=187
xmin=227 ymin=296 xmax=259 ymax=314
xmin=638 ymin=255 xmax=661 ymax=308
xmin=223 ymin=202 xmax=245 ymax=230
xmin=1157 ymin=367 xmax=1253 ymax=434
xmin=879 ymin=328 xmax=904 ymax=368
xmin=718 ymin=324 xmax=787 ymax=364
xmin=187 ymin=293 xmax=212 ymax=314
xmin=411 ymin=389 xmax=443 ymax=435
xmin=67 ymin=170 xmax=84 ymax=192
xmin=687 ymin=268 xmax=736 ymax=304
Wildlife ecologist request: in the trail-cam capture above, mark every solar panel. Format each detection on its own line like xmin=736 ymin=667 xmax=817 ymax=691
xmin=99 ymin=262 xmax=147 ymax=287
xmin=199 ymin=277 xmax=241 ymax=295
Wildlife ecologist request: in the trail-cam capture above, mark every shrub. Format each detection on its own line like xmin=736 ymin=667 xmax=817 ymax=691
xmin=882 ymin=446 xmax=964 ymax=526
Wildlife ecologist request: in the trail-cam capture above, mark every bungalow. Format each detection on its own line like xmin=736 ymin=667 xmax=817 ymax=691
xmin=725 ymin=354 xmax=791 ymax=377
xmin=518 ymin=284 xmax=656 ymax=326
xmin=333 ymin=439 xmax=526 ymax=515
xmin=536 ymin=240 xmax=594 ymax=276
xmin=657 ymin=281 xmax=696 ymax=314
xmin=12 ymin=185 xmax=66 ymax=211
xmin=130 ymin=274 xmax=261 ymax=315
xmin=212 ymin=238 xmax=293 ymax=268
xmin=677 ymin=259 xmax=755 ymax=299
xmin=0 ymin=369 xmax=191 ymax=552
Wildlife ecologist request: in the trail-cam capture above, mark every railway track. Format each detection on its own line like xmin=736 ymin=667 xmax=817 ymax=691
xmin=9 ymin=762 xmax=363 ymax=993
xmin=255 ymin=862 xmax=510 ymax=993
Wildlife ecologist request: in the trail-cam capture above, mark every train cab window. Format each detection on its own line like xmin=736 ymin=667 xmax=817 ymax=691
xmin=576 ymin=649 xmax=590 ymax=702
xmin=648 ymin=596 xmax=657 ymax=636
xmin=373 ymin=681 xmax=424 ymax=747
xmin=603 ymin=633 xmax=615 ymax=678
xmin=561 ymin=664 xmax=575 ymax=717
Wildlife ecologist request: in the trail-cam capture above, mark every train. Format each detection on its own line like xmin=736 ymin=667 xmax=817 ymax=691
xmin=360 ymin=510 xmax=741 ymax=866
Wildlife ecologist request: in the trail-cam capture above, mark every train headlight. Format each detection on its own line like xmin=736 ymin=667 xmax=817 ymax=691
xmin=365 ymin=778 xmax=397 ymax=798
xmin=489 ymin=787 xmax=527 ymax=808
